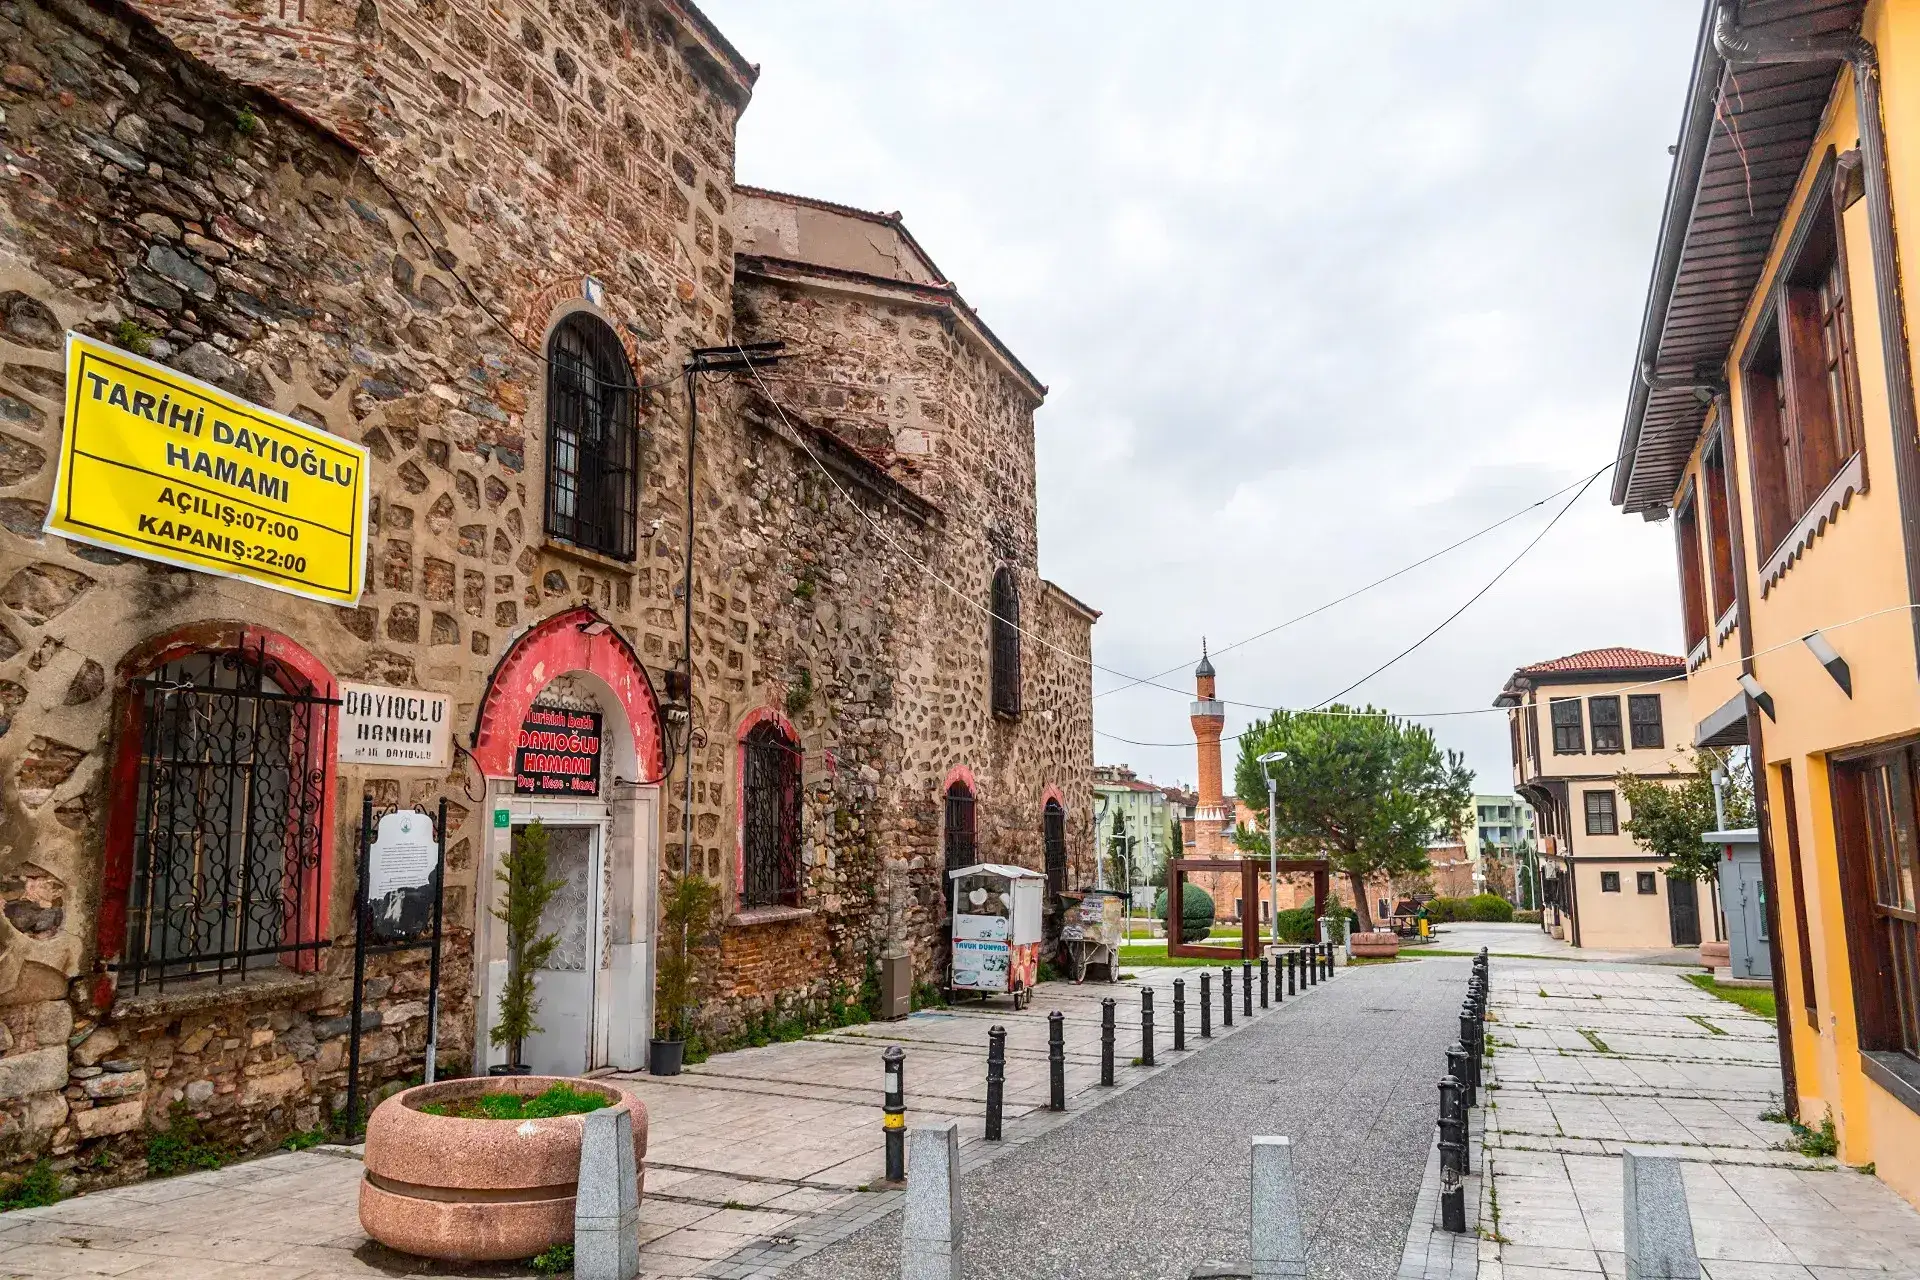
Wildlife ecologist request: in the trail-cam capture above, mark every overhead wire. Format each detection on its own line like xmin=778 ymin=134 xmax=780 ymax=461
xmin=1092 ymin=602 xmax=1920 ymax=749
xmin=1308 ymin=464 xmax=1610 ymax=707
xmin=1094 ymin=459 xmax=1619 ymax=701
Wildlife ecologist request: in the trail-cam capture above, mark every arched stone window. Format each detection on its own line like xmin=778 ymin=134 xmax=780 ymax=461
xmin=943 ymin=778 xmax=977 ymax=880
xmin=1043 ymin=798 xmax=1067 ymax=901
xmin=104 ymin=632 xmax=336 ymax=993
xmin=544 ymin=312 xmax=639 ymax=561
xmin=740 ymin=718 xmax=802 ymax=909
xmin=990 ymin=566 xmax=1020 ymax=719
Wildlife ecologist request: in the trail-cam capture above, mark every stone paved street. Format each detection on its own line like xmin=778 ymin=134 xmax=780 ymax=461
xmin=1478 ymin=951 xmax=1920 ymax=1279
xmin=780 ymin=955 xmax=1471 ymax=1280
xmin=0 ymin=958 xmax=1342 ymax=1279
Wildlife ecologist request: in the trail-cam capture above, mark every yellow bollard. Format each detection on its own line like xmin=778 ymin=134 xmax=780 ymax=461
xmin=1418 ymin=918 xmax=1430 ymax=938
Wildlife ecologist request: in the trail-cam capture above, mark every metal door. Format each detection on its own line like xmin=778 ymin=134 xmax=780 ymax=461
xmin=1667 ymin=875 xmax=1701 ymax=948
xmin=521 ymin=824 xmax=600 ymax=1076
xmin=1733 ymin=854 xmax=1773 ymax=979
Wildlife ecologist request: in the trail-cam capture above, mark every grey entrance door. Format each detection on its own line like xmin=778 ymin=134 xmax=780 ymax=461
xmin=1667 ymin=875 xmax=1701 ymax=948
xmin=521 ymin=824 xmax=599 ymax=1076
xmin=1730 ymin=853 xmax=1773 ymax=979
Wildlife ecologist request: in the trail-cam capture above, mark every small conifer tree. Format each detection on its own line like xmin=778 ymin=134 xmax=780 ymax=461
xmin=491 ymin=821 xmax=564 ymax=1069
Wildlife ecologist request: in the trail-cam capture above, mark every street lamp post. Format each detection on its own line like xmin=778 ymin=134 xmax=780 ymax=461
xmin=1257 ymin=751 xmax=1288 ymax=950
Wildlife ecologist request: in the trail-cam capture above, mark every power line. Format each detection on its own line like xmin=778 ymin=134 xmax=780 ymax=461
xmin=1094 ymin=460 xmax=1618 ymax=701
xmin=1310 ymin=465 xmax=1609 ymax=708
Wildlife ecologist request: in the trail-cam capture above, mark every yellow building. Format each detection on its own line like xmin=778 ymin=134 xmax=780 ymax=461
xmin=1494 ymin=650 xmax=1699 ymax=951
xmin=1614 ymin=0 xmax=1920 ymax=1209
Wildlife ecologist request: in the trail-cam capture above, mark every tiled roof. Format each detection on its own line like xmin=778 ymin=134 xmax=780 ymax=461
xmin=1517 ymin=647 xmax=1685 ymax=675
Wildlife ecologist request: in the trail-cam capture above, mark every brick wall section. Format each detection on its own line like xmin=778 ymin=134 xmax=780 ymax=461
xmin=0 ymin=0 xmax=1094 ymax=1182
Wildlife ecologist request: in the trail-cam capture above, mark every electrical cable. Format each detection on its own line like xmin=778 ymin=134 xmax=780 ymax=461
xmin=1310 ymin=465 xmax=1609 ymax=708
xmin=1094 ymin=460 xmax=1619 ymax=702
xmin=1093 ymin=603 xmax=1920 ymax=747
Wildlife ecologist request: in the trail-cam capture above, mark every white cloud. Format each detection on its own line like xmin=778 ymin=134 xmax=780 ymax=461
xmin=704 ymin=0 xmax=1702 ymax=791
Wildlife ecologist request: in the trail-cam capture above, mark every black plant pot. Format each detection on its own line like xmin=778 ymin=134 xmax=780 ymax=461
xmin=487 ymin=1063 xmax=533 ymax=1077
xmin=649 ymin=1038 xmax=684 ymax=1077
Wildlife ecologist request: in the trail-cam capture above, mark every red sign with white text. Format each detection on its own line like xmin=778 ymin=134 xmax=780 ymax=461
xmin=513 ymin=707 xmax=602 ymax=796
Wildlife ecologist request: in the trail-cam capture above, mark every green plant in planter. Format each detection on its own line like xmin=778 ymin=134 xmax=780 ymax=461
xmin=490 ymin=821 xmax=565 ymax=1070
xmin=655 ymin=871 xmax=720 ymax=1043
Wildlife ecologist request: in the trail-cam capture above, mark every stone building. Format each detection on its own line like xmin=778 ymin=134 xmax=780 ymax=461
xmin=0 ymin=0 xmax=1095 ymax=1183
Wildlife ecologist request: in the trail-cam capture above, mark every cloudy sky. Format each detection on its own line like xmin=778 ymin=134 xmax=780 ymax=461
xmin=702 ymin=0 xmax=1704 ymax=793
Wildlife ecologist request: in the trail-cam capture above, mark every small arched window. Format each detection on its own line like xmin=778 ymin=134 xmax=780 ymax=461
xmin=741 ymin=720 xmax=802 ymax=908
xmin=545 ymin=312 xmax=639 ymax=561
xmin=943 ymin=780 xmax=977 ymax=881
xmin=1043 ymin=798 xmax=1067 ymax=901
xmin=990 ymin=566 xmax=1020 ymax=719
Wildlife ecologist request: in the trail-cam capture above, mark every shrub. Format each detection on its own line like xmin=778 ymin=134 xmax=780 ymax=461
xmin=1152 ymin=883 xmax=1214 ymax=941
xmin=1462 ymin=894 xmax=1515 ymax=923
xmin=1271 ymin=903 xmax=1356 ymax=943
xmin=1513 ymin=909 xmax=1542 ymax=924
xmin=1425 ymin=894 xmax=1514 ymax=923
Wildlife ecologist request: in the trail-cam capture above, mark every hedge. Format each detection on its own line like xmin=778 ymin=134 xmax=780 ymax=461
xmin=1423 ymin=894 xmax=1515 ymax=924
xmin=1153 ymin=883 xmax=1214 ymax=940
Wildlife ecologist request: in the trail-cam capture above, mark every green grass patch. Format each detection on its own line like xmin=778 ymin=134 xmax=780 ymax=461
xmin=146 ymin=1106 xmax=229 ymax=1176
xmin=1347 ymin=955 xmax=1405 ymax=966
xmin=0 ymin=1159 xmax=62 ymax=1210
xmin=530 ymin=1241 xmax=574 ymax=1274
xmin=1116 ymin=947 xmax=1246 ymax=968
xmin=1685 ymin=1013 xmax=1728 ymax=1037
xmin=1781 ymin=1111 xmax=1838 ymax=1159
xmin=1578 ymin=1029 xmax=1614 ymax=1055
xmin=418 ymin=1083 xmax=609 ymax=1121
xmin=1683 ymin=973 xmax=1776 ymax=1021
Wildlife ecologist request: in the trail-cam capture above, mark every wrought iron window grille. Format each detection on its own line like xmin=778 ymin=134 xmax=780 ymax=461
xmin=742 ymin=723 xmax=802 ymax=909
xmin=944 ymin=784 xmax=977 ymax=887
xmin=544 ymin=314 xmax=640 ymax=562
xmin=119 ymin=639 xmax=336 ymax=994
xmin=990 ymin=567 xmax=1021 ymax=719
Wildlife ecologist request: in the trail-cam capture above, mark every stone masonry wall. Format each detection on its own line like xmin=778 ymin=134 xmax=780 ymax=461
xmin=0 ymin=0 xmax=1096 ymax=1181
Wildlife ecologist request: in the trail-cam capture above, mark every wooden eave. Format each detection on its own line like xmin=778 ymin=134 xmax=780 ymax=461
xmin=1612 ymin=0 xmax=1864 ymax=515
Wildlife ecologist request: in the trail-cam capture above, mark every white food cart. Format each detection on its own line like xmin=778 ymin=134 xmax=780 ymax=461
xmin=1059 ymin=889 xmax=1126 ymax=982
xmin=948 ymin=864 xmax=1045 ymax=1009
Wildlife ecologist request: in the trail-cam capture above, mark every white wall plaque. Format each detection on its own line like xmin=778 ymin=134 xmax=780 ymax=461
xmin=339 ymin=682 xmax=452 ymax=768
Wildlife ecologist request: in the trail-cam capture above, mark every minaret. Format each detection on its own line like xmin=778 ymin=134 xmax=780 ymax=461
xmin=1190 ymin=641 xmax=1230 ymax=853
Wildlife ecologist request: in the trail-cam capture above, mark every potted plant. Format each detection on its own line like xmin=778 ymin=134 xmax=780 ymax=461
xmin=490 ymin=820 xmax=563 ymax=1075
xmin=651 ymin=871 xmax=719 ymax=1076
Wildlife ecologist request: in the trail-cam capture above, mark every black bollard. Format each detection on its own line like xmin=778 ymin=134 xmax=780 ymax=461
xmin=1141 ymin=987 xmax=1155 ymax=1067
xmin=1324 ymin=941 xmax=1334 ymax=977
xmin=985 ymin=1025 xmax=1006 ymax=1141
xmin=883 ymin=1046 xmax=906 ymax=1183
xmin=1438 ymin=1074 xmax=1467 ymax=1233
xmin=1221 ymin=966 xmax=1234 ymax=1027
xmin=1173 ymin=978 xmax=1187 ymax=1050
xmin=1307 ymin=947 xmax=1318 ymax=987
xmin=1199 ymin=972 xmax=1213 ymax=1039
xmin=1048 ymin=1011 xmax=1065 ymax=1112
xmin=1241 ymin=960 xmax=1253 ymax=1018
xmin=1446 ymin=1043 xmax=1473 ymax=1141
xmin=1100 ymin=998 xmax=1116 ymax=1086
xmin=1457 ymin=1007 xmax=1478 ymax=1106
xmin=1287 ymin=950 xmax=1297 ymax=995
xmin=1260 ymin=956 xmax=1270 ymax=1009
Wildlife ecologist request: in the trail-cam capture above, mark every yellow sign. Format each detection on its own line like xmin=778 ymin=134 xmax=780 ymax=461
xmin=46 ymin=332 xmax=368 ymax=606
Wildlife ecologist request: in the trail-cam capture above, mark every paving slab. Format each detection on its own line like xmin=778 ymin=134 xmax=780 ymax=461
xmin=1478 ymin=960 xmax=1920 ymax=1280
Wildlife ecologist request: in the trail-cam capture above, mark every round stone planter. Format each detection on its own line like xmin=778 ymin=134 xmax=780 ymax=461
xmin=359 ymin=1075 xmax=648 ymax=1263
xmin=1350 ymin=932 xmax=1401 ymax=958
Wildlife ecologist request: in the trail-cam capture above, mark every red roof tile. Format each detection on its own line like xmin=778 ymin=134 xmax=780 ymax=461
xmin=1517 ymin=647 xmax=1685 ymax=675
